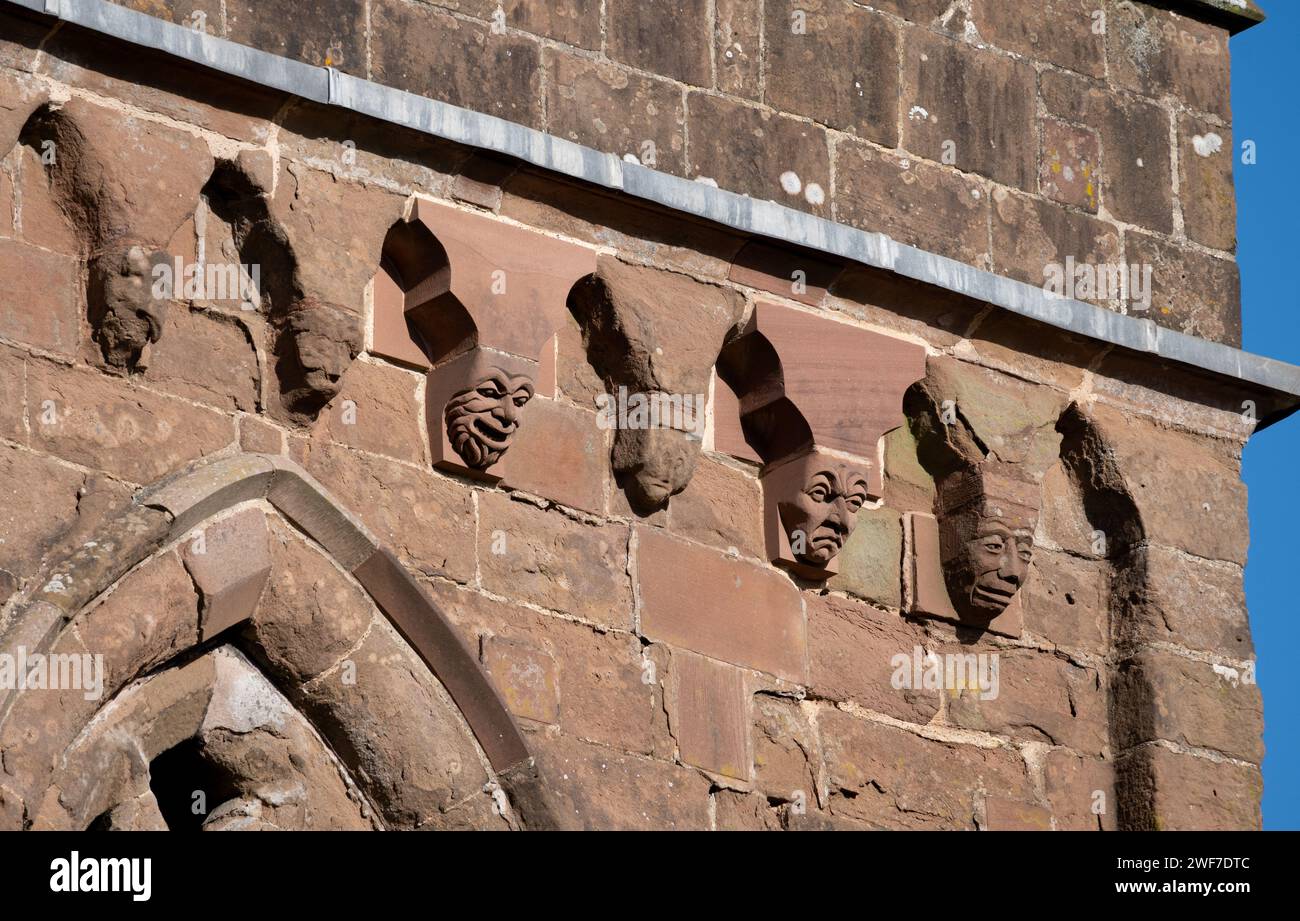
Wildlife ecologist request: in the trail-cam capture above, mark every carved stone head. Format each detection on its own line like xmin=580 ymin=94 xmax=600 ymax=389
xmin=936 ymin=468 xmax=1039 ymax=622
xmin=90 ymin=245 xmax=171 ymax=369
xmin=612 ymin=426 xmax=700 ymax=512
xmin=425 ymin=349 xmax=538 ymax=480
xmin=280 ymin=299 xmax=363 ymax=420
xmin=445 ymin=367 xmax=535 ymax=469
xmin=763 ymin=448 xmax=873 ymax=579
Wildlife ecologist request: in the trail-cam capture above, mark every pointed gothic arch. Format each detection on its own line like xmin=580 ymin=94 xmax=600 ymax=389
xmin=0 ymin=454 xmax=557 ymax=831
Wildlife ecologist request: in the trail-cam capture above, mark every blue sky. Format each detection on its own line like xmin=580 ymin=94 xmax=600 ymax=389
xmin=1234 ymin=1 xmax=1300 ymax=830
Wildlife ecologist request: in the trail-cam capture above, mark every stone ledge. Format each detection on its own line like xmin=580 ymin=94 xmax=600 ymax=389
xmin=1168 ymin=0 xmax=1266 ymax=35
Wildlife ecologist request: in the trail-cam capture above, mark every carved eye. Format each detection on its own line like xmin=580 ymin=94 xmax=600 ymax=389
xmin=478 ymin=384 xmax=504 ymax=399
xmin=1019 ymin=549 xmax=1033 ymax=563
xmin=512 ymin=394 xmax=530 ymax=408
xmin=806 ymin=485 xmax=830 ymax=502
xmin=845 ymin=495 xmax=865 ymax=512
xmin=983 ymin=538 xmax=1005 ymax=553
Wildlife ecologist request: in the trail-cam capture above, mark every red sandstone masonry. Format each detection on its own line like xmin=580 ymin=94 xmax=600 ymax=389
xmin=0 ymin=1 xmax=1275 ymax=830
xmin=668 ymin=650 xmax=751 ymax=780
xmin=181 ymin=506 xmax=272 ymax=641
xmin=0 ymin=241 xmax=79 ymax=357
xmin=637 ymin=528 xmax=806 ymax=684
xmin=478 ymin=492 xmax=633 ymax=630
xmin=429 ymin=581 xmax=669 ymax=756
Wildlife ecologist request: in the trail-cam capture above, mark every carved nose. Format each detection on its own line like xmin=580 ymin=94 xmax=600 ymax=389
xmin=495 ymin=399 xmax=519 ymax=426
xmin=825 ymin=497 xmax=849 ymax=531
xmin=999 ymin=555 xmax=1025 ymax=586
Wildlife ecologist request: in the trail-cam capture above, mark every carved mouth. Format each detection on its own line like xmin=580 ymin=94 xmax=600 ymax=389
xmin=795 ymin=529 xmax=845 ymax=566
xmin=637 ymin=477 xmax=674 ymax=502
xmin=472 ymin=417 xmax=515 ymax=447
xmin=970 ymin=584 xmax=1016 ymax=611
xmin=809 ymin=528 xmax=846 ymax=552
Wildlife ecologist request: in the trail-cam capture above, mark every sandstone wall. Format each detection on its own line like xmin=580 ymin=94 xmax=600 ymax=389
xmin=0 ymin=2 xmax=1265 ymax=830
xmin=102 ymin=0 xmax=1247 ymax=345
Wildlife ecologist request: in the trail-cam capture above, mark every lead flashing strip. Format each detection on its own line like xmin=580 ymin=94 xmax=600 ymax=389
xmin=6 ymin=0 xmax=1298 ymax=401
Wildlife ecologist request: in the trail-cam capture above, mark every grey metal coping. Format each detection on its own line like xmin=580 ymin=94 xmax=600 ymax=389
xmin=1171 ymin=0 xmax=1266 ymax=34
xmin=7 ymin=0 xmax=1298 ymax=402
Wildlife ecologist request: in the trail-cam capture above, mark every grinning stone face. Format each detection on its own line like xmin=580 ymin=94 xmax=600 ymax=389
xmin=444 ymin=368 xmax=535 ymax=469
xmin=937 ymin=469 xmax=1039 ymax=622
xmin=953 ymin=508 xmax=1035 ymax=617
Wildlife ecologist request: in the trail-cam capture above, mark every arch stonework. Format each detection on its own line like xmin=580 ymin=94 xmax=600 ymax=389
xmin=0 ymin=454 xmax=557 ymax=831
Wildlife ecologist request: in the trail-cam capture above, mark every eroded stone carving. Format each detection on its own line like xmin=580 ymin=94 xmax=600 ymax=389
xmin=277 ymin=299 xmax=365 ymax=420
xmin=15 ymin=99 xmax=214 ymax=370
xmin=611 ymin=426 xmax=700 ymax=511
xmin=89 ymin=245 xmax=171 ymax=369
xmin=204 ymin=159 xmax=396 ymax=422
xmin=569 ymin=255 xmax=745 ymax=513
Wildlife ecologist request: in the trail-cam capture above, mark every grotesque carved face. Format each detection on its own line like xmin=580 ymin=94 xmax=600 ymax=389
xmin=764 ymin=450 xmax=873 ymax=575
xmin=938 ymin=471 xmax=1038 ymax=621
xmin=612 ymin=426 xmax=700 ymax=512
xmin=444 ymin=368 xmax=535 ymax=469
xmin=953 ymin=509 xmax=1034 ymax=616
xmin=779 ymin=466 xmax=869 ymax=567
xmin=92 ymin=245 xmax=170 ymax=370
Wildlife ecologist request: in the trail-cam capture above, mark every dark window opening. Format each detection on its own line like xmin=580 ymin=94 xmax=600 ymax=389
xmin=148 ymin=738 xmax=241 ymax=831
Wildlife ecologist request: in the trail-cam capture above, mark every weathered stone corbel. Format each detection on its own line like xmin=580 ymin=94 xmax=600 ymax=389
xmin=716 ymin=300 xmax=926 ymax=579
xmin=903 ymin=358 xmax=1066 ymax=631
xmin=262 ymin=161 xmax=406 ymax=421
xmin=908 ymin=464 xmax=1041 ymax=634
xmin=567 ymin=256 xmax=745 ymax=512
xmin=88 ymin=245 xmax=174 ymax=368
xmin=18 ymin=99 xmax=214 ymax=370
xmin=374 ymin=199 xmax=596 ymax=482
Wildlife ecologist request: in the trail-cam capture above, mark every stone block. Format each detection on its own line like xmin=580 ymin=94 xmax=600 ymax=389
xmin=668 ymin=650 xmax=750 ymax=780
xmin=606 ymin=0 xmax=711 ymax=85
xmin=637 ymin=528 xmax=805 ymax=683
xmin=835 ymin=138 xmax=989 ymax=268
xmin=1178 ymin=113 xmax=1236 ymax=252
xmin=806 ymin=592 xmax=937 ymax=722
xmin=372 ymin=1 xmax=543 ymax=129
xmin=25 ymin=360 xmax=234 ymax=484
xmin=765 ymin=0 xmax=900 ymax=144
xmin=478 ymin=491 xmax=633 ymax=628
xmin=181 ymin=507 xmax=271 ymax=641
xmin=545 ymin=51 xmax=685 ymax=174
xmin=819 ymin=707 xmax=1031 ymax=829
xmin=901 ymin=29 xmax=1037 ymax=190
xmin=686 ymin=92 xmax=831 ymax=217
